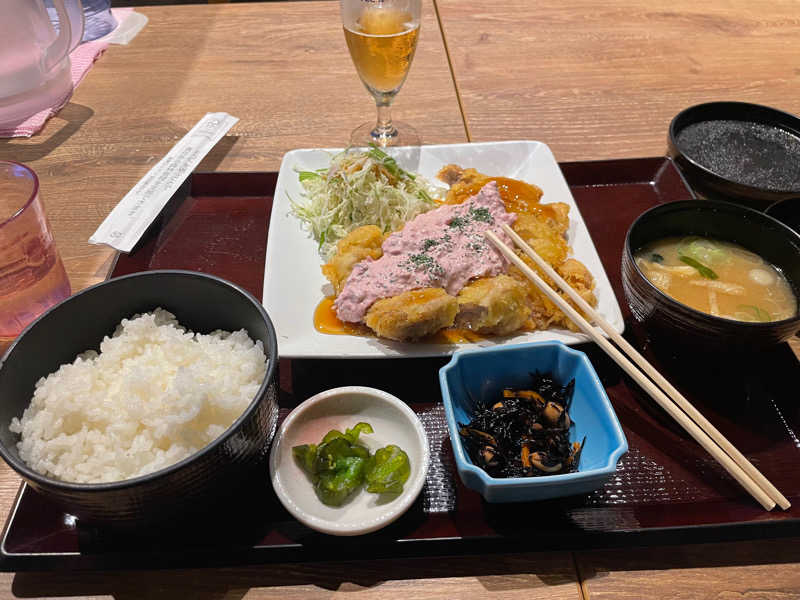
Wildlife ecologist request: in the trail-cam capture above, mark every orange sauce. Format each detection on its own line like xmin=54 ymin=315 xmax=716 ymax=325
xmin=313 ymin=297 xmax=368 ymax=336
xmin=428 ymin=328 xmax=485 ymax=344
xmin=447 ymin=176 xmax=544 ymax=215
xmin=526 ymin=202 xmax=563 ymax=222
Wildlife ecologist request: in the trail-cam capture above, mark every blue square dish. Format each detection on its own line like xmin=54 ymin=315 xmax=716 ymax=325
xmin=439 ymin=341 xmax=628 ymax=503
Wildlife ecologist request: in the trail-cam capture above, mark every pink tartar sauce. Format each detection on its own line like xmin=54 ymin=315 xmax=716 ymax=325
xmin=334 ymin=181 xmax=517 ymax=323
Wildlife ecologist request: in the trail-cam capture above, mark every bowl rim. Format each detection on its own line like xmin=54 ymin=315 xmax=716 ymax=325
xmin=268 ymin=385 xmax=431 ymax=536
xmin=439 ymin=341 xmax=628 ymax=489
xmin=624 ymin=199 xmax=800 ymax=328
xmin=765 ymin=196 xmax=800 ymax=230
xmin=0 ymin=269 xmax=278 ymax=492
xmin=0 ymin=161 xmax=40 ymax=228
xmin=668 ymin=101 xmax=800 ymax=197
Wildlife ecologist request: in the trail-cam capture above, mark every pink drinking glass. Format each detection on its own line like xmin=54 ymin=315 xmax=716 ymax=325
xmin=0 ymin=162 xmax=71 ymax=351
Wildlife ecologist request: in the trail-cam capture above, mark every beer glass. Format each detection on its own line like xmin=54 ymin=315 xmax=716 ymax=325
xmin=341 ymin=0 xmax=421 ymax=147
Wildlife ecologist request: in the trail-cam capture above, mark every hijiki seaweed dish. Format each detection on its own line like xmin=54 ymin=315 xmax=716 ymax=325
xmin=459 ymin=372 xmax=584 ymax=477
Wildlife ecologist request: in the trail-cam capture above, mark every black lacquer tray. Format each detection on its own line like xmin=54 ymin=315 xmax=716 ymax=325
xmin=2 ymin=158 xmax=799 ymax=571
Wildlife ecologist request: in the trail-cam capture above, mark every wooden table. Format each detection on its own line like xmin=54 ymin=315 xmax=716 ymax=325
xmin=1 ymin=0 xmax=465 ymax=293
xmin=437 ymin=0 xmax=800 ymax=158
xmin=1 ymin=1 xmax=798 ymax=597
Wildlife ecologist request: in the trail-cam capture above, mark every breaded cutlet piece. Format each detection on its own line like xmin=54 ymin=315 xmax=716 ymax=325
xmin=455 ymin=275 xmax=531 ymax=336
xmin=511 ymin=206 xmax=570 ymax=266
xmin=436 ymin=163 xmax=598 ymax=336
xmin=511 ymin=258 xmax=597 ymax=332
xmin=321 ymin=225 xmax=384 ymax=295
xmin=436 ymin=165 xmax=488 ymax=191
xmin=553 ymin=258 xmax=596 ymax=330
xmin=365 ymin=288 xmax=458 ymax=341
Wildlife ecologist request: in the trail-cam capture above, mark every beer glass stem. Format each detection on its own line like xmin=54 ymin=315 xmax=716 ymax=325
xmin=372 ymin=98 xmax=398 ymax=145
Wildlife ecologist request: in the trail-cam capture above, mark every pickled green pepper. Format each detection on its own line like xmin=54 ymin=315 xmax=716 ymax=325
xmin=364 ymin=445 xmax=411 ymax=494
xmin=292 ymin=422 xmax=412 ymax=506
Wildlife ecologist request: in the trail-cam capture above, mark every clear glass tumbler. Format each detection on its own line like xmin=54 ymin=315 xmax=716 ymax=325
xmin=0 ymin=162 xmax=71 ymax=351
xmin=80 ymin=0 xmax=117 ymax=41
xmin=47 ymin=0 xmax=117 ymax=42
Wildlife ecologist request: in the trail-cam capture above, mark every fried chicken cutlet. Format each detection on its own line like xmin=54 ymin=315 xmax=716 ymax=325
xmin=519 ymin=258 xmax=596 ymax=331
xmin=321 ymin=225 xmax=384 ymax=295
xmin=365 ymin=288 xmax=458 ymax=341
xmin=439 ymin=165 xmax=567 ymax=260
xmin=455 ymin=275 xmax=530 ymax=335
xmin=438 ymin=164 xmax=597 ymax=332
xmin=320 ymin=166 xmax=597 ymax=342
xmin=326 ymin=182 xmax=516 ymax=341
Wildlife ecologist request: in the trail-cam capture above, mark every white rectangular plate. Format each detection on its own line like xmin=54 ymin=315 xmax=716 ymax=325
xmin=264 ymin=141 xmax=624 ymax=358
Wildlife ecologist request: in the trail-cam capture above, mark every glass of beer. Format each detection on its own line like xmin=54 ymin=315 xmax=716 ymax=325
xmin=341 ymin=0 xmax=421 ymax=147
xmin=0 ymin=162 xmax=71 ymax=353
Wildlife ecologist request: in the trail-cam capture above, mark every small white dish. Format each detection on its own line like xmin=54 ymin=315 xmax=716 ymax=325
xmin=263 ymin=140 xmax=624 ymax=358
xmin=269 ymin=386 xmax=430 ymax=536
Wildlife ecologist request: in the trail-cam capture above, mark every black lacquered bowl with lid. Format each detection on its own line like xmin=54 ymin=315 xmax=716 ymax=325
xmin=622 ymin=200 xmax=800 ymax=351
xmin=668 ymin=102 xmax=800 ymax=207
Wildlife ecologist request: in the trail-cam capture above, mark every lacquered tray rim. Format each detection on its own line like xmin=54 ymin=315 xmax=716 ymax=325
xmin=2 ymin=478 xmax=798 ymax=571
xmin=3 ymin=156 xmax=798 ymax=572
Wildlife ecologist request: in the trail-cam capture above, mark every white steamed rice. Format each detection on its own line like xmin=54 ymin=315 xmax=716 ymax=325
xmin=9 ymin=309 xmax=268 ymax=484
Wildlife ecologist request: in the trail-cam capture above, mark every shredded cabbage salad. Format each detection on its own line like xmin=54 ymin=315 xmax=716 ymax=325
xmin=290 ymin=145 xmax=442 ymax=260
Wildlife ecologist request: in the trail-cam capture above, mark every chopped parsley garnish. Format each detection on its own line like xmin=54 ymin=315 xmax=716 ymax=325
xmin=448 ymin=216 xmax=469 ymax=230
xmin=409 ymin=254 xmax=431 ymax=267
xmin=422 ymin=238 xmax=439 ymax=251
xmin=449 ymin=206 xmax=494 ymax=231
xmin=406 ymin=253 xmax=444 ymax=277
xmin=469 ymin=207 xmax=493 ymax=223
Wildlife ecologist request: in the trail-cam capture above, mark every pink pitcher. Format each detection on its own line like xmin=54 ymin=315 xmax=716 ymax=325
xmin=0 ymin=0 xmax=84 ymax=128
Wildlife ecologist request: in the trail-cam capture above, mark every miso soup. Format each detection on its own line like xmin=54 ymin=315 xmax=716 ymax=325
xmin=634 ymin=237 xmax=797 ymax=322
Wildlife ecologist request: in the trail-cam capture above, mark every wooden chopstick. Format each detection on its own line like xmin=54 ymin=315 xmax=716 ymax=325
xmin=498 ymin=223 xmax=790 ymax=511
xmin=485 ymin=229 xmax=785 ymax=511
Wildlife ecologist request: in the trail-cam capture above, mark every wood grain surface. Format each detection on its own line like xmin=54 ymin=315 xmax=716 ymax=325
xmin=576 ymin=537 xmax=800 ymax=600
xmin=0 ymin=553 xmax=581 ymax=599
xmin=436 ymin=0 xmax=800 ymax=161
xmin=0 ymin=1 xmax=466 ymax=294
xmin=1 ymin=1 xmax=799 ymax=598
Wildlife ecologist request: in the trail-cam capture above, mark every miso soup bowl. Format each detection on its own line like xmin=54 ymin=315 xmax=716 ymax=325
xmin=0 ymin=270 xmax=279 ymax=526
xmin=622 ymin=200 xmax=800 ymax=350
